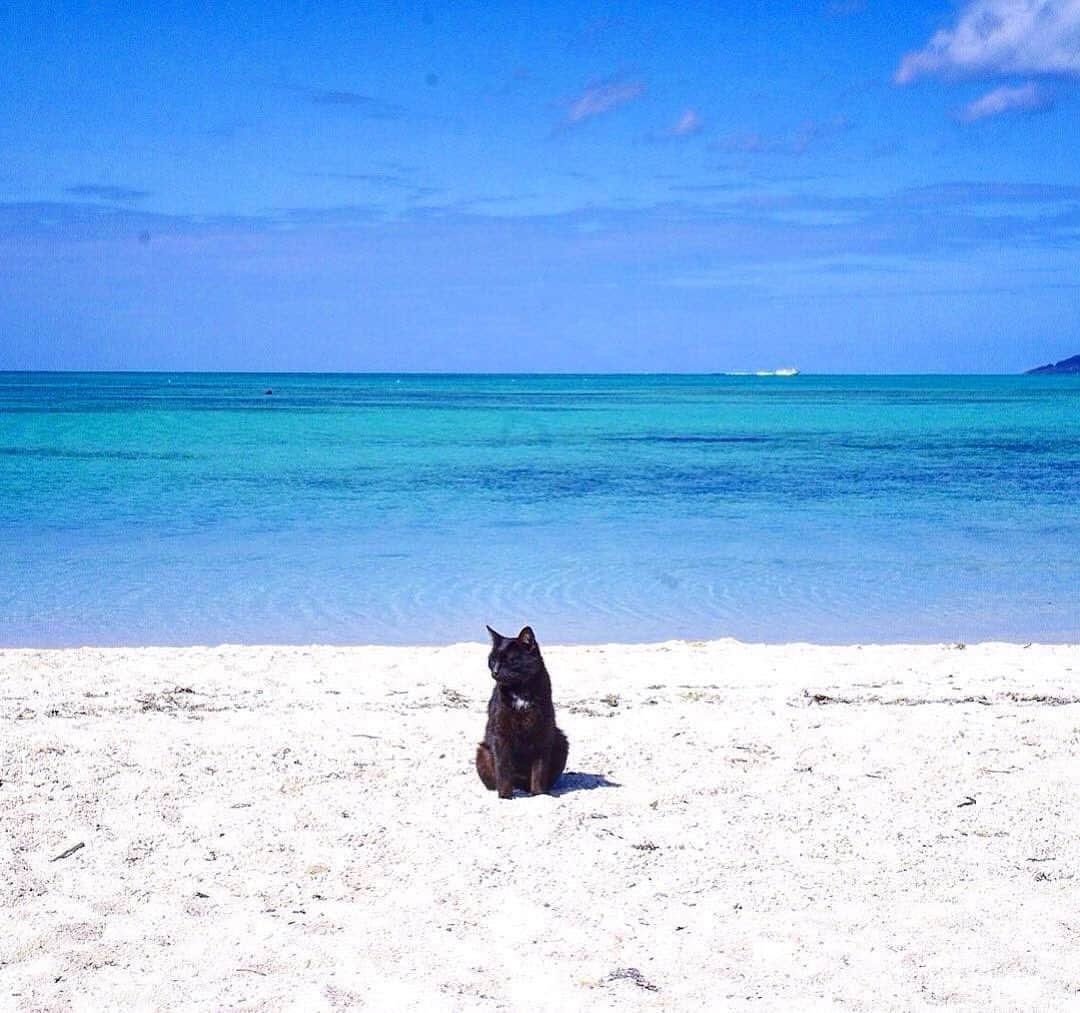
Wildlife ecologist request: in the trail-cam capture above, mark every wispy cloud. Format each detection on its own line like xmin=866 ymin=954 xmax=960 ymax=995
xmin=895 ymin=0 xmax=1080 ymax=83
xmin=559 ymin=76 xmax=644 ymax=129
xmin=714 ymin=115 xmax=849 ymax=156
xmin=309 ymin=90 xmax=405 ymax=118
xmin=825 ymin=0 xmax=866 ymax=15
xmin=715 ymin=131 xmax=786 ymax=155
xmin=491 ymin=66 xmax=531 ymax=97
xmin=645 ymin=108 xmax=704 ymax=143
xmin=310 ymin=89 xmax=378 ymax=105
xmin=565 ymin=16 xmax=629 ymax=54
xmin=200 ymin=119 xmax=250 ymax=140
xmin=901 ymin=180 xmax=1080 ymax=206
xmin=64 ymin=184 xmax=150 ymax=203
xmin=958 ymin=81 xmax=1054 ymax=119
xmin=668 ymin=108 xmax=703 ymax=137
xmin=309 ymin=172 xmax=409 ymax=185
xmin=272 ymin=204 xmax=388 ymax=226
xmin=893 ymin=180 xmax=1080 ymax=205
xmin=10 ymin=178 xmax=1080 ymax=267
xmin=792 ymin=115 xmax=850 ymax=153
xmin=668 ymin=182 xmax=746 ymax=193
xmin=305 ymin=171 xmax=444 ymax=201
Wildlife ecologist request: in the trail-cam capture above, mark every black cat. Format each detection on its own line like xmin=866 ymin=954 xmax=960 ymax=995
xmin=475 ymin=625 xmax=569 ymax=799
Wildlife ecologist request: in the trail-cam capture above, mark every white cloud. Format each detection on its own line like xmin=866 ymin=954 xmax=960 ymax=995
xmin=563 ymin=77 xmax=644 ymax=126
xmin=959 ymin=81 xmax=1054 ymax=118
xmin=668 ymin=108 xmax=703 ymax=136
xmin=895 ymin=0 xmax=1080 ymax=83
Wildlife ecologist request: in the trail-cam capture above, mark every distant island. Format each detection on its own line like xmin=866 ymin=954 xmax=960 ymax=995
xmin=1026 ymin=354 xmax=1080 ymax=375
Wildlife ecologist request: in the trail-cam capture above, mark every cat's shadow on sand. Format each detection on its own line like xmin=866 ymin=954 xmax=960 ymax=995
xmin=550 ymin=771 xmax=621 ymax=796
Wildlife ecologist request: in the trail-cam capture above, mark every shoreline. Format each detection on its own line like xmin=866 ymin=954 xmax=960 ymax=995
xmin=3 ymin=634 xmax=1078 ymax=650
xmin=4 ymin=640 xmax=1080 ymax=1009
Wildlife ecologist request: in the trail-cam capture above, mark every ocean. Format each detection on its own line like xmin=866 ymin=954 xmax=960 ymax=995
xmin=1 ymin=372 xmax=1077 ymax=646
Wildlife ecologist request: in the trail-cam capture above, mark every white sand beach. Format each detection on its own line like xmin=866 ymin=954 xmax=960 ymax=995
xmin=3 ymin=639 xmax=1079 ymax=1011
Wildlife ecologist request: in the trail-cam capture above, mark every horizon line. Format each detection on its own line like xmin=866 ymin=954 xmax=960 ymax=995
xmin=0 ymin=368 xmax=1057 ymax=378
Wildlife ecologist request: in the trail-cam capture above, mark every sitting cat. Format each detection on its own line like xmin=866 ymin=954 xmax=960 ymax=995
xmin=475 ymin=625 xmax=569 ymax=799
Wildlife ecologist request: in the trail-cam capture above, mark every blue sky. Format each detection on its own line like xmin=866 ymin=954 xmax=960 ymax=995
xmin=2 ymin=1 xmax=1079 ymax=372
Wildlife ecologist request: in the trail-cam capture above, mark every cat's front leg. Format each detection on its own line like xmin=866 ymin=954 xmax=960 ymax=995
xmin=493 ymin=739 xmax=515 ymax=799
xmin=529 ymin=755 xmax=548 ymax=795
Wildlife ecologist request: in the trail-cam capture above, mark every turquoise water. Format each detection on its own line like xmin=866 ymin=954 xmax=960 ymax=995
xmin=1 ymin=372 xmax=1078 ymax=646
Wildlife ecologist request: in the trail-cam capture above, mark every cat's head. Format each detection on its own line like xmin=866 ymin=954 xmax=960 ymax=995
xmin=486 ymin=624 xmax=543 ymax=684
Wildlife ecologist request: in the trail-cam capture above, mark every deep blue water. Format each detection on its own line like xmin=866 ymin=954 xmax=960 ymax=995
xmin=1 ymin=372 xmax=1078 ymax=646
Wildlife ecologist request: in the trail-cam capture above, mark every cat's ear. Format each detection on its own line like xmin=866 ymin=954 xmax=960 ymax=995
xmin=485 ymin=624 xmax=502 ymax=645
xmin=517 ymin=626 xmax=537 ymax=650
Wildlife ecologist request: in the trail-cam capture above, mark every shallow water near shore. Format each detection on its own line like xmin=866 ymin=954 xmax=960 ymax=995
xmin=1 ymin=371 xmax=1078 ymax=646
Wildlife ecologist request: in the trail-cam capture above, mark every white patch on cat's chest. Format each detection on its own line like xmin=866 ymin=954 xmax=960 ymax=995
xmin=510 ymin=694 xmax=531 ymax=711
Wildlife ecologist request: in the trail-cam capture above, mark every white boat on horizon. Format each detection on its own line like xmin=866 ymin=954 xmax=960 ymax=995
xmin=715 ymin=367 xmax=800 ymax=377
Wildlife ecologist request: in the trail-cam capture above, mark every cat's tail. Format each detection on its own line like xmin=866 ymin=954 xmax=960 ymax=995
xmin=547 ymin=727 xmax=569 ymax=790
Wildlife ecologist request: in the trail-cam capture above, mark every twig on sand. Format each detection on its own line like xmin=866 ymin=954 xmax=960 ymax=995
xmin=608 ymin=968 xmax=660 ymax=992
xmin=957 ymin=796 xmax=976 ymax=808
xmin=51 ymin=841 xmax=85 ymax=862
xmin=1005 ymin=691 xmax=1080 ymax=706
xmin=237 ymin=968 xmax=267 ymax=976
xmin=805 ymin=689 xmax=994 ymax=707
